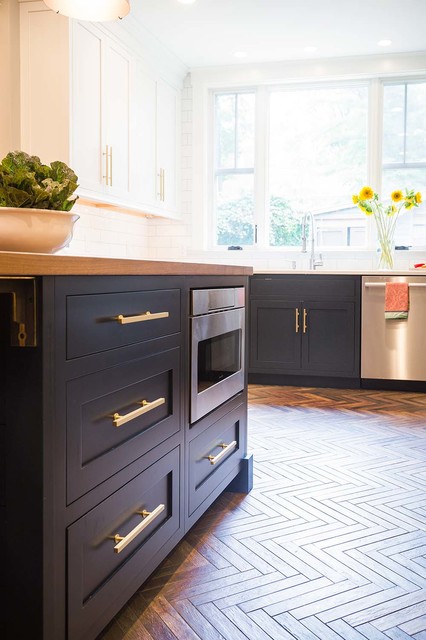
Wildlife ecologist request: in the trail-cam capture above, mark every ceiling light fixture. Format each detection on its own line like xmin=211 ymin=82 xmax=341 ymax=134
xmin=177 ymin=0 xmax=197 ymax=4
xmin=378 ymin=39 xmax=392 ymax=47
xmin=234 ymin=51 xmax=248 ymax=59
xmin=304 ymin=46 xmax=318 ymax=53
xmin=43 ymin=0 xmax=130 ymax=22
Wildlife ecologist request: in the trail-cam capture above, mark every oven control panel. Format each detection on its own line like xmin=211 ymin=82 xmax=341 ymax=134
xmin=191 ymin=287 xmax=245 ymax=316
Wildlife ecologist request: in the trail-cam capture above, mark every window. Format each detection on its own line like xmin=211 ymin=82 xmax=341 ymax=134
xmin=382 ymin=81 xmax=426 ymax=246
xmin=211 ymin=77 xmax=426 ymax=251
xmin=268 ymin=85 xmax=368 ymax=247
xmin=214 ymin=92 xmax=255 ymax=246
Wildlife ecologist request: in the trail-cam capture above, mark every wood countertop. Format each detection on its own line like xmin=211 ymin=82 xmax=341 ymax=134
xmin=0 ymin=252 xmax=253 ymax=277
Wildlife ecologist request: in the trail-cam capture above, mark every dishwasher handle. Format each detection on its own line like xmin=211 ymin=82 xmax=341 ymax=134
xmin=364 ymin=282 xmax=426 ymax=288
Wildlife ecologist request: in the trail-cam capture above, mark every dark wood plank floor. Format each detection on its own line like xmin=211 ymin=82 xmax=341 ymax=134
xmin=99 ymin=385 xmax=426 ymax=640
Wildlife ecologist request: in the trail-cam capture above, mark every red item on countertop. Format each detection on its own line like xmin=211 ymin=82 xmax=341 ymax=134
xmin=414 ymin=263 xmax=426 ymax=268
xmin=384 ymin=282 xmax=409 ymax=312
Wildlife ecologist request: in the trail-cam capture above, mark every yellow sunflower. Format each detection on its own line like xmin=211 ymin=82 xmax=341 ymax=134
xmin=359 ymin=186 xmax=374 ymax=201
xmin=415 ymin=192 xmax=422 ymax=204
xmin=352 ymin=195 xmax=359 ymax=204
xmin=391 ymin=190 xmax=403 ymax=203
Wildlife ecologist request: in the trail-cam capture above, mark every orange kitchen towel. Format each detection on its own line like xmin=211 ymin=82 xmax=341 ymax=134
xmin=384 ymin=282 xmax=409 ymax=319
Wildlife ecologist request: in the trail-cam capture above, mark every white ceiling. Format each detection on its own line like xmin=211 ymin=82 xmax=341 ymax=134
xmin=130 ymin=0 xmax=426 ymax=69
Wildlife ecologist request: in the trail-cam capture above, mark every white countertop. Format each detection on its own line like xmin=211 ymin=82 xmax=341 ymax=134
xmin=253 ymin=269 xmax=426 ymax=275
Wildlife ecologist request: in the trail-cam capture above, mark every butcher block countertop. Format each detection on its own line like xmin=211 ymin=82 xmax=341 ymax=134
xmin=0 ymin=252 xmax=253 ymax=276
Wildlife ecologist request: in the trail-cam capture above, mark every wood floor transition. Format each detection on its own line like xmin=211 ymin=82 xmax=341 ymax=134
xmin=98 ymin=385 xmax=426 ymax=640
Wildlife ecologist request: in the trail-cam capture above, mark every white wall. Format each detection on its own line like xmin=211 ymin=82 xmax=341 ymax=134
xmin=0 ymin=0 xmax=20 ymax=157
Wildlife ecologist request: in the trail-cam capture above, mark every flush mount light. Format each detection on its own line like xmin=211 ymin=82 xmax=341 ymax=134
xmin=43 ymin=0 xmax=130 ymax=21
xmin=378 ymin=39 xmax=392 ymax=47
xmin=177 ymin=0 xmax=197 ymax=4
xmin=304 ymin=46 xmax=318 ymax=53
xmin=234 ymin=51 xmax=248 ymax=59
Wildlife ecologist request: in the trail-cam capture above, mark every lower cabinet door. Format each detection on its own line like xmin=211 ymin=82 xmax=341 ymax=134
xmin=301 ymin=301 xmax=357 ymax=375
xmin=67 ymin=446 xmax=180 ymax=640
xmin=188 ymin=404 xmax=244 ymax=517
xmin=250 ymin=299 xmax=302 ymax=371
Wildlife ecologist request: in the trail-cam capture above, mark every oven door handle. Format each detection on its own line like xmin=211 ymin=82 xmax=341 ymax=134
xmin=207 ymin=440 xmax=237 ymax=465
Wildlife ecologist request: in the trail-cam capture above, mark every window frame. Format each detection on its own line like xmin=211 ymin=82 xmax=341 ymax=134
xmin=208 ymin=74 xmax=426 ymax=252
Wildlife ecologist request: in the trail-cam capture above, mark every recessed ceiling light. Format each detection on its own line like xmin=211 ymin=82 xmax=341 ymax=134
xmin=378 ymin=39 xmax=392 ymax=47
xmin=234 ymin=51 xmax=248 ymax=59
xmin=304 ymin=46 xmax=318 ymax=53
xmin=177 ymin=0 xmax=197 ymax=4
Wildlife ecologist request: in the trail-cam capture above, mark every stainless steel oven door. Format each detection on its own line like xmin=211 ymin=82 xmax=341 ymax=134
xmin=190 ymin=307 xmax=245 ymax=423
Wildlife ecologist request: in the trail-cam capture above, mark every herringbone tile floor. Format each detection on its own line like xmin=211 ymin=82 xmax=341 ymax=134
xmin=100 ymin=385 xmax=426 ymax=640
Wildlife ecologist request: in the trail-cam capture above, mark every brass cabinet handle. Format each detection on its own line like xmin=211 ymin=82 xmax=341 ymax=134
xmin=295 ymin=308 xmax=300 ymax=333
xmin=158 ymin=169 xmax=166 ymax=202
xmin=103 ymin=145 xmax=113 ymax=186
xmin=115 ymin=311 xmax=169 ymax=324
xmin=109 ymin=145 xmax=113 ymax=186
xmin=207 ymin=440 xmax=237 ymax=465
xmin=112 ymin=504 xmax=165 ymax=554
xmin=303 ymin=308 xmax=308 ymax=333
xmin=103 ymin=144 xmax=110 ymax=185
xmin=112 ymin=397 xmax=165 ymax=428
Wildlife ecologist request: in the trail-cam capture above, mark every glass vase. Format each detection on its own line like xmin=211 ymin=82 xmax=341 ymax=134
xmin=375 ymin=215 xmax=396 ymax=270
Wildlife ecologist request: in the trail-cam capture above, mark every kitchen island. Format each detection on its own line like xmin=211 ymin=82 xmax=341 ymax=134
xmin=0 ymin=253 xmax=252 ymax=640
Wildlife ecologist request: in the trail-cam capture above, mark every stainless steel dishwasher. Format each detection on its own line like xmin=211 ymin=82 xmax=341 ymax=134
xmin=361 ymin=275 xmax=426 ymax=381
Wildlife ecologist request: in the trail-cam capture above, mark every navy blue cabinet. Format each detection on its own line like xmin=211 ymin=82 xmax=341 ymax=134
xmin=2 ymin=273 xmax=250 ymax=640
xmin=249 ymin=274 xmax=361 ymax=386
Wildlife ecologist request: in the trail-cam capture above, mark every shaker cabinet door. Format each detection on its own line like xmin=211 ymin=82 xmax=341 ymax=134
xmin=71 ymin=21 xmax=104 ymax=194
xmin=103 ymin=40 xmax=131 ymax=200
xmin=156 ymin=79 xmax=180 ymax=215
xmin=250 ymin=299 xmax=302 ymax=371
xmin=301 ymin=301 xmax=357 ymax=376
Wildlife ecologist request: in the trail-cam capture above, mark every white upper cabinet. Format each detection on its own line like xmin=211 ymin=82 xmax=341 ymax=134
xmin=130 ymin=62 xmax=157 ymax=209
xmin=71 ymin=22 xmax=103 ymax=193
xmin=20 ymin=2 xmax=184 ymax=219
xmin=157 ymin=79 xmax=180 ymax=215
xmin=103 ymin=40 xmax=131 ymax=200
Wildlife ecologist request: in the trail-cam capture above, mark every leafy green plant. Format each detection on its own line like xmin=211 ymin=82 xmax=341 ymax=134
xmin=0 ymin=151 xmax=78 ymax=211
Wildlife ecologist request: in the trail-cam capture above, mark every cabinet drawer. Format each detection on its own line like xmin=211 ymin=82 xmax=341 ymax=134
xmin=250 ymin=275 xmax=357 ymax=299
xmin=67 ymin=348 xmax=180 ymax=504
xmin=67 ymin=446 xmax=180 ymax=640
xmin=188 ymin=405 xmax=243 ymax=516
xmin=66 ymin=288 xmax=180 ymax=359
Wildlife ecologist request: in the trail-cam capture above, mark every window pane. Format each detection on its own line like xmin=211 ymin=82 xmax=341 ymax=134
xmin=216 ymin=173 xmax=254 ymax=246
xmin=382 ymin=166 xmax=426 ymax=246
xmin=269 ymin=86 xmax=368 ymax=247
xmin=236 ymin=93 xmax=255 ymax=168
xmin=406 ymin=83 xmax=426 ymax=163
xmin=383 ymin=84 xmax=405 ymax=164
xmin=216 ymin=94 xmax=236 ymax=169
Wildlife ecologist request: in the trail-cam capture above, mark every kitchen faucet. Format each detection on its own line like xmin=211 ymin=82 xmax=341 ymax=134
xmin=301 ymin=211 xmax=323 ymax=270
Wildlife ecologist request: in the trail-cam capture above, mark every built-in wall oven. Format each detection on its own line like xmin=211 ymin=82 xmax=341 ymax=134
xmin=190 ymin=287 xmax=245 ymax=423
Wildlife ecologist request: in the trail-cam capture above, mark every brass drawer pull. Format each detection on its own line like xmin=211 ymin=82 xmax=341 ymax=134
xmin=207 ymin=440 xmax=237 ymax=465
xmin=295 ymin=308 xmax=300 ymax=333
xmin=303 ymin=308 xmax=308 ymax=333
xmin=112 ymin=504 xmax=165 ymax=554
xmin=112 ymin=397 xmax=165 ymax=428
xmin=115 ymin=311 xmax=169 ymax=324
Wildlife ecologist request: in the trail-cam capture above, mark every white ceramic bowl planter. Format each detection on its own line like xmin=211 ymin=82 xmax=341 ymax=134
xmin=0 ymin=151 xmax=80 ymax=253
xmin=0 ymin=207 xmax=79 ymax=253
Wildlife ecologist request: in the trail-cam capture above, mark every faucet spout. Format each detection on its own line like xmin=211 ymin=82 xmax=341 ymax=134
xmin=300 ymin=211 xmax=323 ymax=270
